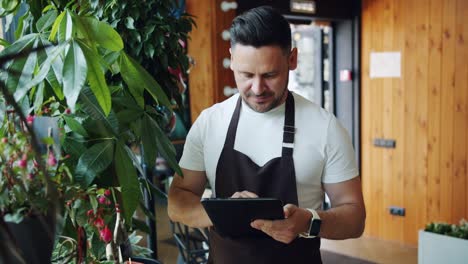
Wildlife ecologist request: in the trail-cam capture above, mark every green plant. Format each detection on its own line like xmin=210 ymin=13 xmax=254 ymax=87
xmin=425 ymin=219 xmax=468 ymax=240
xmin=1 ymin=0 xmax=193 ymax=262
xmin=1 ymin=0 xmax=182 ymax=222
xmin=90 ymin=0 xmax=195 ymax=107
xmin=0 ymin=110 xmax=71 ymax=223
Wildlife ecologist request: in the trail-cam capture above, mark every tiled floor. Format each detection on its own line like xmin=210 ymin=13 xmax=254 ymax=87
xmin=152 ymin=199 xmax=417 ymax=264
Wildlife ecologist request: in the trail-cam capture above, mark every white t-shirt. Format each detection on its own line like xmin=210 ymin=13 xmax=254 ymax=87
xmin=179 ymin=92 xmax=359 ymax=210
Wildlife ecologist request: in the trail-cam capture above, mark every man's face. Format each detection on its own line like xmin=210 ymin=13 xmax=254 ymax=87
xmin=230 ymin=45 xmax=297 ymax=113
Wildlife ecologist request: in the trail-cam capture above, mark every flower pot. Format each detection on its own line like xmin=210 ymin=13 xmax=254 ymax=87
xmin=6 ymin=213 xmax=55 ymax=264
xmin=418 ymin=230 xmax=468 ymax=264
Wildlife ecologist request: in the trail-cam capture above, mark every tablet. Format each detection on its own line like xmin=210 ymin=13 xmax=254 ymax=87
xmin=201 ymin=198 xmax=284 ymax=238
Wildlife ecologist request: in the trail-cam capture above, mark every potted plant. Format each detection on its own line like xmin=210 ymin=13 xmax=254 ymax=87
xmin=418 ymin=219 xmax=468 ymax=264
xmin=0 ymin=0 xmax=193 ymax=262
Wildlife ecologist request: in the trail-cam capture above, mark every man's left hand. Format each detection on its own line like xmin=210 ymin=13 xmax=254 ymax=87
xmin=250 ymin=204 xmax=312 ymax=244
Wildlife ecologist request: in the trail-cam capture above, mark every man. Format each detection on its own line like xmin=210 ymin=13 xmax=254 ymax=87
xmin=168 ymin=6 xmax=365 ymax=264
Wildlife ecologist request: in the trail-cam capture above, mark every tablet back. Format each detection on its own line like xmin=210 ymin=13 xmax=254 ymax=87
xmin=201 ymin=198 xmax=284 ymax=238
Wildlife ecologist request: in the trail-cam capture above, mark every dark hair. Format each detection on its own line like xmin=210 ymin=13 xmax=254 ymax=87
xmin=230 ymin=6 xmax=291 ymax=53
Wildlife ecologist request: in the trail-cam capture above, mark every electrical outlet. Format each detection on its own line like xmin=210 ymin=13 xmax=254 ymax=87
xmin=389 ymin=206 xmax=405 ymax=216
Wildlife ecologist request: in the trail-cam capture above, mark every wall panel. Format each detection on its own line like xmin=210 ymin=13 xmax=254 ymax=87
xmin=361 ymin=0 xmax=468 ymax=245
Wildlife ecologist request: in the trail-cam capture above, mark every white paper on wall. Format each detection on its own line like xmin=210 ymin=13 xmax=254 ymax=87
xmin=370 ymin=51 xmax=401 ymax=78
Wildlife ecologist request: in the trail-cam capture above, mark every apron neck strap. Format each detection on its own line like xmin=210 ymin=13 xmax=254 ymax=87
xmin=282 ymin=91 xmax=295 ymax=157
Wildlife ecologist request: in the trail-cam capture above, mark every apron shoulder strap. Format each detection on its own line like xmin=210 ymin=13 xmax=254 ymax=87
xmin=282 ymin=92 xmax=295 ymax=157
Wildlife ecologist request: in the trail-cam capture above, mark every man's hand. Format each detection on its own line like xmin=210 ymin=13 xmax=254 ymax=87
xmin=250 ymin=204 xmax=312 ymax=244
xmin=230 ymin=190 xmax=258 ymax=198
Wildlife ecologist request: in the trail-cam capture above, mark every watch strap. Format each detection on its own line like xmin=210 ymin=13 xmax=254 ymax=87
xmin=299 ymin=208 xmax=320 ymax=238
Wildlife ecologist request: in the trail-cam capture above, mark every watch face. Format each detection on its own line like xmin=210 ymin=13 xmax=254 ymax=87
xmin=309 ymin=219 xmax=322 ymax=236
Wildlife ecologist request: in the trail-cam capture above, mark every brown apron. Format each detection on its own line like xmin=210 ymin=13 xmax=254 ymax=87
xmin=208 ymin=92 xmax=322 ymax=264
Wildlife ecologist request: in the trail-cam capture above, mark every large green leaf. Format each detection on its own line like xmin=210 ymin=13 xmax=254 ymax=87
xmin=63 ymin=135 xmax=87 ymax=159
xmin=32 ymin=82 xmax=44 ymax=112
xmin=0 ymin=38 xmax=10 ymax=47
xmin=75 ymin=16 xmax=124 ymax=52
xmin=63 ymin=115 xmax=88 ymax=137
xmin=118 ymin=52 xmax=144 ymax=108
xmin=41 ymin=37 xmax=64 ymax=99
xmin=115 ymin=141 xmax=141 ymax=225
xmin=123 ymin=144 xmax=144 ymax=177
xmin=11 ymin=38 xmax=40 ymax=101
xmin=0 ymin=34 xmax=37 ymax=96
xmin=79 ymin=87 xmax=118 ymax=135
xmin=63 ymin=40 xmax=87 ymax=111
xmin=77 ymin=40 xmax=111 ymax=116
xmin=36 ymin=9 xmax=57 ymax=33
xmin=119 ymin=52 xmax=172 ymax=109
xmin=143 ymin=113 xmax=181 ymax=176
xmin=46 ymin=68 xmax=64 ymax=99
xmin=116 ymin=109 xmax=143 ymax=124
xmin=141 ymin=115 xmax=157 ymax=170
xmin=0 ymin=0 xmax=19 ymax=14
xmin=75 ymin=140 xmax=115 ymax=187
xmin=18 ymin=42 xmax=66 ymax=96
xmin=49 ymin=11 xmax=65 ymax=42
xmin=58 ymin=11 xmax=74 ymax=42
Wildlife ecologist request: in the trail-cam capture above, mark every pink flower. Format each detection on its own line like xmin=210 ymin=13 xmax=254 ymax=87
xmin=1 ymin=138 xmax=7 ymax=144
xmin=178 ymin=39 xmax=186 ymax=48
xmin=167 ymin=66 xmax=182 ymax=77
xmin=98 ymin=196 xmax=107 ymax=204
xmin=86 ymin=209 xmax=94 ymax=218
xmin=65 ymin=108 xmax=71 ymax=114
xmin=26 ymin=115 xmax=35 ymax=125
xmin=47 ymin=153 xmax=57 ymax=166
xmin=27 ymin=173 xmax=35 ymax=180
xmin=18 ymin=159 xmax=27 ymax=168
xmin=94 ymin=217 xmax=105 ymax=228
xmin=100 ymin=226 xmax=112 ymax=243
xmin=104 ymin=189 xmax=111 ymax=196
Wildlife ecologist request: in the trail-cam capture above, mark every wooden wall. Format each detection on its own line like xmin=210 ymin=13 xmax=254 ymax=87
xmin=361 ymin=0 xmax=468 ymax=245
xmin=186 ymin=0 xmax=236 ymax=123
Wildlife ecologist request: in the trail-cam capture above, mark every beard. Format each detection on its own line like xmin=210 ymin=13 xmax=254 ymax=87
xmin=242 ymin=77 xmax=289 ymax=113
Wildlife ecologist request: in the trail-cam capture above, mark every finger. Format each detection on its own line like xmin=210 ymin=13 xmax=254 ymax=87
xmin=250 ymin=220 xmax=262 ymax=229
xmin=283 ymin=204 xmax=295 ymax=218
xmin=240 ymin=191 xmax=258 ymax=198
xmin=231 ymin=192 xmax=241 ymax=198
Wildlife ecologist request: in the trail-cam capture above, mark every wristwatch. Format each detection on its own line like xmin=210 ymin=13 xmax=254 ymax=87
xmin=300 ymin=208 xmax=322 ymax=238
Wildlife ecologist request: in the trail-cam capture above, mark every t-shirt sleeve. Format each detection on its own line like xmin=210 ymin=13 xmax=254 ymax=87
xmin=178 ymin=113 xmax=206 ymax=171
xmin=321 ymin=116 xmax=359 ymax=183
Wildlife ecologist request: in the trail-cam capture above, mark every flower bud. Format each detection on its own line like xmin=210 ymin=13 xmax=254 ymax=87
xmin=94 ymin=217 xmax=105 ymax=228
xmin=178 ymin=39 xmax=186 ymax=48
xmin=26 ymin=115 xmax=35 ymax=125
xmin=1 ymin=138 xmax=7 ymax=144
xmin=100 ymin=226 xmax=112 ymax=243
xmin=18 ymin=159 xmax=27 ymax=168
xmin=87 ymin=209 xmax=94 ymax=218
xmin=98 ymin=196 xmax=107 ymax=204
xmin=104 ymin=189 xmax=111 ymax=196
xmin=47 ymin=153 xmax=57 ymax=166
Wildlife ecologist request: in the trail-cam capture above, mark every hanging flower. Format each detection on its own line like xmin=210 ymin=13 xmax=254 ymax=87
xmin=94 ymin=217 xmax=105 ymax=229
xmin=26 ymin=115 xmax=35 ymax=125
xmin=100 ymin=226 xmax=112 ymax=243
xmin=98 ymin=195 xmax=107 ymax=204
xmin=47 ymin=152 xmax=57 ymax=166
